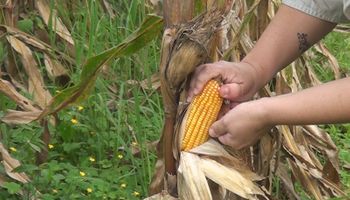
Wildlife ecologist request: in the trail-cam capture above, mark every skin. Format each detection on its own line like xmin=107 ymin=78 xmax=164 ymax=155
xmin=187 ymin=5 xmax=350 ymax=149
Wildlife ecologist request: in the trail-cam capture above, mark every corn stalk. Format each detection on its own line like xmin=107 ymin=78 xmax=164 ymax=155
xmin=148 ymin=0 xmax=346 ymax=199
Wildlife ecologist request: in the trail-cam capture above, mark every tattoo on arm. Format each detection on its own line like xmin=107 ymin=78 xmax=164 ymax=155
xmin=297 ymin=32 xmax=310 ymax=52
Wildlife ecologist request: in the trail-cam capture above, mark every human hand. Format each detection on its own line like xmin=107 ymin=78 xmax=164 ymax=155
xmin=209 ymin=98 xmax=272 ymax=149
xmin=187 ymin=61 xmax=261 ymax=103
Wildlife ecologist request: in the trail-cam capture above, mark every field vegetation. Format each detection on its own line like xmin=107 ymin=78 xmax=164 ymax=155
xmin=0 ymin=0 xmax=349 ymax=199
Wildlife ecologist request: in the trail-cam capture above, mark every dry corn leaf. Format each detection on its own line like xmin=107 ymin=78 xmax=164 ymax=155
xmin=101 ymin=0 xmax=116 ymax=18
xmin=0 ymin=79 xmax=38 ymax=111
xmin=0 ymin=143 xmax=30 ymax=183
xmin=1 ymin=110 xmax=42 ymax=124
xmin=289 ymin=160 xmax=323 ymax=200
xmin=43 ymin=54 xmax=69 ymax=81
xmin=302 ymin=125 xmax=340 ymax=173
xmin=178 ymin=152 xmax=212 ymax=200
xmin=35 ymin=0 xmax=75 ymax=46
xmin=0 ymin=25 xmax=74 ymax=64
xmin=200 ymin=157 xmax=267 ymax=200
xmin=147 ymin=0 xmax=163 ymax=16
xmin=276 ymin=165 xmax=301 ymax=200
xmin=126 ymin=73 xmax=161 ymax=90
xmin=144 ymin=190 xmax=178 ymax=200
xmin=190 ymin=139 xmax=264 ymax=182
xmin=6 ymin=36 xmax=52 ymax=108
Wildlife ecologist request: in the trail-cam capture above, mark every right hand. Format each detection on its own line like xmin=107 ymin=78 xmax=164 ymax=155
xmin=187 ymin=61 xmax=261 ymax=103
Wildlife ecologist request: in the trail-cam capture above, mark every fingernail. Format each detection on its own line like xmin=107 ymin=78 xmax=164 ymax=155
xmin=220 ymin=87 xmax=228 ymax=98
xmin=193 ymin=88 xmax=199 ymax=95
xmin=209 ymin=128 xmax=216 ymax=137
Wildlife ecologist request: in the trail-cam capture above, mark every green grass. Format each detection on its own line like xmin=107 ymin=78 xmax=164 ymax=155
xmin=322 ymin=32 xmax=350 ymax=197
xmin=0 ymin=1 xmax=349 ymax=199
xmin=0 ymin=0 xmax=161 ymax=199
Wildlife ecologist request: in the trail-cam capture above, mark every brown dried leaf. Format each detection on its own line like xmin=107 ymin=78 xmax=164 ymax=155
xmin=101 ymin=0 xmax=116 ymax=18
xmin=147 ymin=0 xmax=163 ymax=16
xmin=1 ymin=110 xmax=42 ymax=124
xmin=200 ymin=157 xmax=267 ymax=200
xmin=276 ymin=165 xmax=301 ymax=200
xmin=0 ymin=143 xmax=30 ymax=183
xmin=127 ymin=73 xmax=161 ymax=90
xmin=144 ymin=190 xmax=178 ymax=200
xmin=7 ymin=35 xmax=52 ymax=108
xmin=35 ymin=0 xmax=75 ymax=46
xmin=44 ymin=54 xmax=68 ymax=80
xmin=280 ymin=125 xmax=323 ymax=199
xmin=302 ymin=125 xmax=340 ymax=173
xmin=0 ymin=79 xmax=38 ymax=111
xmin=0 ymin=25 xmax=74 ymax=63
xmin=149 ymin=158 xmax=165 ymax=195
xmin=178 ymin=152 xmax=212 ymax=200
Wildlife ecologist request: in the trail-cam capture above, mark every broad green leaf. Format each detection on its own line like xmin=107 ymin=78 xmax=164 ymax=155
xmin=38 ymin=15 xmax=163 ymax=119
xmin=17 ymin=19 xmax=34 ymax=33
xmin=3 ymin=182 xmax=21 ymax=194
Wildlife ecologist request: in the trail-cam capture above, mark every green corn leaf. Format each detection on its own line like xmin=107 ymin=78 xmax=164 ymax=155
xmin=38 ymin=15 xmax=163 ymax=119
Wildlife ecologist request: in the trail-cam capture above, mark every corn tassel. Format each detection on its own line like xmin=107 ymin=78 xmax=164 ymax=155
xmin=181 ymin=80 xmax=223 ymax=151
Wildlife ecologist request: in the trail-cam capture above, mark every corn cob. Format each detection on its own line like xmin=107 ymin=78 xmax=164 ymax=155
xmin=181 ymin=80 xmax=223 ymax=151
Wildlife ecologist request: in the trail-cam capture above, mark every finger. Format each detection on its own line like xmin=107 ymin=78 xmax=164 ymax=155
xmin=187 ymin=64 xmax=220 ymax=102
xmin=218 ymin=134 xmax=243 ymax=149
xmin=217 ymin=133 xmax=234 ymax=146
xmin=219 ymin=83 xmax=241 ymax=101
xmin=209 ymin=118 xmax=227 ymax=137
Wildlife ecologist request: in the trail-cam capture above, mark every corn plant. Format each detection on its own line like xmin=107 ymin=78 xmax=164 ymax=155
xmin=147 ymin=0 xmax=347 ymax=199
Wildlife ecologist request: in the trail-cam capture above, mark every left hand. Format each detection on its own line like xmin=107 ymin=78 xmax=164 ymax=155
xmin=209 ymin=98 xmax=272 ymax=149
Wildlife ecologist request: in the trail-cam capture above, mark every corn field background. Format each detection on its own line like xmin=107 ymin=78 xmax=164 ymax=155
xmin=0 ymin=0 xmax=349 ymax=199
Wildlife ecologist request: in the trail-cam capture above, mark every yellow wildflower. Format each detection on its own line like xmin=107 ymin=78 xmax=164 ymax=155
xmin=71 ymin=118 xmax=78 ymax=124
xmin=79 ymin=171 xmax=86 ymax=177
xmin=52 ymin=189 xmax=58 ymax=193
xmin=131 ymin=141 xmax=138 ymax=146
xmin=48 ymin=144 xmax=54 ymax=149
xmin=132 ymin=191 xmax=140 ymax=197
xmin=117 ymin=154 xmax=123 ymax=159
xmin=9 ymin=147 xmax=17 ymax=152
xmin=78 ymin=106 xmax=84 ymax=111
xmin=89 ymin=157 xmax=95 ymax=162
xmin=86 ymin=188 xmax=93 ymax=193
xmin=120 ymin=183 xmax=127 ymax=188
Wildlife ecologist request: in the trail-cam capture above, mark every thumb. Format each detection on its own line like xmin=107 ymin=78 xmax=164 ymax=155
xmin=209 ymin=118 xmax=227 ymax=138
xmin=219 ymin=83 xmax=241 ymax=101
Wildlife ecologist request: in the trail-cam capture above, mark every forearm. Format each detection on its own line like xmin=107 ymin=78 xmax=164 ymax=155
xmin=242 ymin=5 xmax=336 ymax=90
xmin=263 ymin=78 xmax=350 ymax=125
